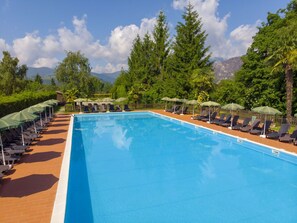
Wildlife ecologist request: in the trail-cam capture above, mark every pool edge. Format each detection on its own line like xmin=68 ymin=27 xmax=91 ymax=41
xmin=150 ymin=111 xmax=297 ymax=160
xmin=50 ymin=114 xmax=74 ymax=223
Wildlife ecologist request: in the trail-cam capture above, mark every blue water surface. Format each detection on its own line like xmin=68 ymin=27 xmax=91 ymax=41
xmin=65 ymin=112 xmax=297 ymax=223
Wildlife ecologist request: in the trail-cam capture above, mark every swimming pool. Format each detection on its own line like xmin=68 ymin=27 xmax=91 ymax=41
xmin=63 ymin=112 xmax=297 ymax=222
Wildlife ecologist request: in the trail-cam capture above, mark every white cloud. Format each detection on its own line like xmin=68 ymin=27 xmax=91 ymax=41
xmin=0 ymin=39 xmax=10 ymax=54
xmin=172 ymin=0 xmax=259 ymax=58
xmin=2 ymin=15 xmax=156 ymax=72
xmin=33 ymin=57 xmax=59 ymax=68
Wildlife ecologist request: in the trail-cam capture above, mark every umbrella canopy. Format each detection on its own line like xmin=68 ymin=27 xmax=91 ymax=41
xmin=200 ymin=101 xmax=220 ymax=123
xmin=102 ymin=97 xmax=115 ymax=103
xmin=252 ymin=106 xmax=282 ymax=115
xmin=115 ymin=97 xmax=127 ymax=103
xmin=295 ymin=113 xmax=297 ymax=117
xmin=23 ymin=106 xmax=44 ymax=114
xmin=200 ymin=101 xmax=221 ymax=107
xmin=221 ymin=103 xmax=244 ymax=111
xmin=252 ymin=106 xmax=282 ymax=137
xmin=0 ymin=118 xmax=21 ymax=131
xmin=171 ymin=98 xmax=182 ymax=102
xmin=74 ymin=98 xmax=88 ymax=103
xmin=161 ymin=97 xmax=171 ymax=101
xmin=186 ymin=100 xmax=199 ymax=115
xmin=222 ymin=103 xmax=244 ymax=129
xmin=3 ymin=111 xmax=39 ymax=123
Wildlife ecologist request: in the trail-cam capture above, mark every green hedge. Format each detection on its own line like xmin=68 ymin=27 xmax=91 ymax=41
xmin=0 ymin=91 xmax=56 ymax=118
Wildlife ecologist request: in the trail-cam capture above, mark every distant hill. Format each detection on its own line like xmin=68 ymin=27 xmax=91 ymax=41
xmin=212 ymin=56 xmax=243 ymax=83
xmin=27 ymin=67 xmax=120 ymax=84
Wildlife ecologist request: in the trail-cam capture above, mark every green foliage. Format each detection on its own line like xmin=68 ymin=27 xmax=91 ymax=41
xmin=55 ymin=51 xmax=102 ymax=97
xmin=34 ymin=73 xmax=43 ymax=84
xmin=0 ymin=51 xmax=28 ymax=95
xmin=0 ymin=90 xmax=56 ymax=118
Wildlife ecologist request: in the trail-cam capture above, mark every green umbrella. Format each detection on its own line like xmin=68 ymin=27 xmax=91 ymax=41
xmin=200 ymin=101 xmax=221 ymax=123
xmin=294 ymin=113 xmax=297 ymax=117
xmin=23 ymin=106 xmax=44 ymax=114
xmin=252 ymin=106 xmax=282 ymax=137
xmin=186 ymin=100 xmax=199 ymax=115
xmin=115 ymin=97 xmax=127 ymax=102
xmin=0 ymin=118 xmax=22 ymax=165
xmin=2 ymin=111 xmax=39 ymax=145
xmin=102 ymin=97 xmax=114 ymax=102
xmin=32 ymin=103 xmax=50 ymax=126
xmin=222 ymin=103 xmax=244 ymax=129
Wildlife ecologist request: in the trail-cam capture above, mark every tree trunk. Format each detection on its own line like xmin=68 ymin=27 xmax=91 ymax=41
xmin=285 ymin=64 xmax=293 ymax=122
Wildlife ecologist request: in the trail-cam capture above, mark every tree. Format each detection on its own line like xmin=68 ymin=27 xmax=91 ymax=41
xmin=152 ymin=11 xmax=171 ymax=81
xmin=55 ymin=51 xmax=101 ymax=97
xmin=34 ymin=74 xmax=43 ymax=85
xmin=266 ymin=3 xmax=297 ymax=121
xmin=170 ymin=3 xmax=212 ymax=98
xmin=0 ymin=51 xmax=27 ymax=95
xmin=50 ymin=78 xmax=56 ymax=86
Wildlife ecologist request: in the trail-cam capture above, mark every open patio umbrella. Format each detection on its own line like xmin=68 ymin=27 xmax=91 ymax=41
xmin=200 ymin=101 xmax=221 ymax=123
xmin=74 ymin=98 xmax=88 ymax=112
xmin=222 ymin=103 xmax=244 ymax=129
xmin=2 ymin=111 xmax=39 ymax=145
xmin=161 ymin=97 xmax=172 ymax=110
xmin=0 ymin=118 xmax=22 ymax=165
xmin=186 ymin=100 xmax=199 ymax=115
xmin=32 ymin=103 xmax=50 ymax=126
xmin=170 ymin=98 xmax=182 ymax=113
xmin=252 ymin=106 xmax=282 ymax=137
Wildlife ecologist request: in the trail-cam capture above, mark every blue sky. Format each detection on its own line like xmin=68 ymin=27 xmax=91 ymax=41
xmin=0 ymin=0 xmax=292 ymax=73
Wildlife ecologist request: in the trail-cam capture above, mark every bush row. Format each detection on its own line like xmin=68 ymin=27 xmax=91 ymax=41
xmin=0 ymin=91 xmax=56 ymax=118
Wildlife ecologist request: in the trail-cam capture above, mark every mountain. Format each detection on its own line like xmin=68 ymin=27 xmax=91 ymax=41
xmin=212 ymin=56 xmax=243 ymax=83
xmin=26 ymin=67 xmax=120 ymax=83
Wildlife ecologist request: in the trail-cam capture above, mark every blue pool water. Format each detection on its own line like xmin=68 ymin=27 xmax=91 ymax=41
xmin=65 ymin=112 xmax=297 ymax=222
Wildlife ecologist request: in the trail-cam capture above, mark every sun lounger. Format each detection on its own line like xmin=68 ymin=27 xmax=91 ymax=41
xmin=212 ymin=114 xmax=226 ymax=125
xmin=0 ymin=164 xmax=12 ymax=173
xmin=266 ymin=123 xmax=290 ymax=139
xmin=250 ymin=120 xmax=272 ymax=135
xmin=240 ymin=119 xmax=260 ymax=132
xmin=222 ymin=115 xmax=239 ymax=128
xmin=202 ymin=111 xmax=217 ymax=122
xmin=218 ymin=114 xmax=232 ymax=126
xmin=232 ymin=117 xmax=251 ymax=130
xmin=192 ymin=110 xmax=207 ymax=120
xmin=124 ymin=104 xmax=131 ymax=111
xmin=176 ymin=106 xmax=188 ymax=115
xmin=279 ymin=130 xmax=297 ymax=143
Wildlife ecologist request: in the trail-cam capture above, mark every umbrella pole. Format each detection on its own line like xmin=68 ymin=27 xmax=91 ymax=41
xmin=40 ymin=113 xmax=43 ymax=127
xmin=21 ymin=125 xmax=25 ymax=146
xmin=208 ymin=107 xmax=211 ymax=123
xmin=33 ymin=121 xmax=37 ymax=134
xmin=0 ymin=133 xmax=6 ymax=166
xmin=192 ymin=106 xmax=195 ymax=116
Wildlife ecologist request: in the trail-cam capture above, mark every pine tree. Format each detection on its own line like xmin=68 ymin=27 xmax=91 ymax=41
xmin=152 ymin=11 xmax=171 ymax=80
xmin=171 ymin=3 xmax=212 ymax=98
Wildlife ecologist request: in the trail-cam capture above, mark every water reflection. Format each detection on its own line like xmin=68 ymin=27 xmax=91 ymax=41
xmin=93 ymin=118 xmax=132 ymax=150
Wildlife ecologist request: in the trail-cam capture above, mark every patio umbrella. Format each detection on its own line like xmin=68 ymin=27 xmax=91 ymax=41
xmin=32 ymin=103 xmax=50 ymax=126
xmin=200 ymin=101 xmax=221 ymax=123
xmin=222 ymin=103 xmax=244 ymax=129
xmin=179 ymin=99 xmax=188 ymax=115
xmin=2 ymin=111 xmax=39 ymax=145
xmin=186 ymin=100 xmax=199 ymax=115
xmin=115 ymin=97 xmax=127 ymax=103
xmin=0 ymin=118 xmax=21 ymax=165
xmin=74 ymin=98 xmax=88 ymax=112
xmin=161 ymin=97 xmax=172 ymax=111
xmin=252 ymin=106 xmax=282 ymax=137
xmin=171 ymin=98 xmax=182 ymax=113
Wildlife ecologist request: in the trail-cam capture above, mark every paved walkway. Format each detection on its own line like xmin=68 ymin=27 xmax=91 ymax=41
xmin=0 ymin=115 xmax=70 ymax=223
xmin=152 ymin=110 xmax=297 ymax=154
xmin=0 ymin=111 xmax=296 ymax=223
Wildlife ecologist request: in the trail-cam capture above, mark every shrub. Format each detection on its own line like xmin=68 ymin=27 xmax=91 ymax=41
xmin=0 ymin=91 xmax=56 ymax=118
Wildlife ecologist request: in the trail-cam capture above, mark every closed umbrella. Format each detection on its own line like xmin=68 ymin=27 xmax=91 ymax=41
xmin=222 ymin=103 xmax=244 ymax=129
xmin=0 ymin=118 xmax=21 ymax=165
xmin=186 ymin=100 xmax=199 ymax=115
xmin=252 ymin=106 xmax=282 ymax=137
xmin=200 ymin=101 xmax=221 ymax=123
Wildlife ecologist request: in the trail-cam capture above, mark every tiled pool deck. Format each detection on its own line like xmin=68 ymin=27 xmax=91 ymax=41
xmin=0 ymin=111 xmax=296 ymax=222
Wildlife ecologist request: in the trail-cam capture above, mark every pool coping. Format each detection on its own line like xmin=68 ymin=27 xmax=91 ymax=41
xmin=50 ymin=114 xmax=74 ymax=223
xmin=50 ymin=111 xmax=297 ymax=222
xmin=151 ymin=111 xmax=297 ymax=161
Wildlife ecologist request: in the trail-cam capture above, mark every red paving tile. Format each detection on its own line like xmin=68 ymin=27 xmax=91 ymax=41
xmin=0 ymin=111 xmax=296 ymax=223
xmin=0 ymin=115 xmax=70 ymax=223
